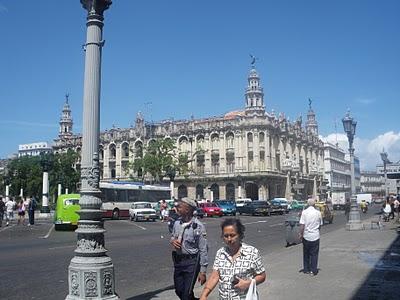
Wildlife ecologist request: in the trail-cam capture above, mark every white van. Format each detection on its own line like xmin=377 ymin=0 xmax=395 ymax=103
xmin=235 ymin=198 xmax=252 ymax=207
xmin=356 ymin=194 xmax=372 ymax=205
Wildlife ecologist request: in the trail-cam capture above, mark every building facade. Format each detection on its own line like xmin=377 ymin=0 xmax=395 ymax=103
xmin=18 ymin=142 xmax=52 ymax=157
xmin=360 ymin=171 xmax=385 ymax=195
xmin=54 ymin=66 xmax=325 ymax=201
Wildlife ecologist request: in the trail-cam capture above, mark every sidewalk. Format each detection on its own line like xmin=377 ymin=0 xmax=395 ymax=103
xmin=155 ymin=218 xmax=400 ymax=300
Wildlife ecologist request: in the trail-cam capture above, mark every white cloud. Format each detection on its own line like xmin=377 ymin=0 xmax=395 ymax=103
xmin=356 ymin=98 xmax=376 ymax=105
xmin=321 ymin=131 xmax=400 ymax=171
xmin=0 ymin=3 xmax=8 ymax=13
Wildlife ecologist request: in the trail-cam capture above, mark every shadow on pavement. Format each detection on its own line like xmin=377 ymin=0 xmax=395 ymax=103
xmin=351 ymin=228 xmax=400 ymax=300
xmin=126 ymin=285 xmax=175 ymax=300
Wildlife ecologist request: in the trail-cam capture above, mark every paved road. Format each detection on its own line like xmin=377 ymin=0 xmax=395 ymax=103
xmin=0 ymin=206 xmax=378 ymax=300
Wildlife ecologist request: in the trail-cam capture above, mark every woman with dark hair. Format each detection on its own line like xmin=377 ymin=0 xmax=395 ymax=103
xmin=200 ymin=218 xmax=266 ymax=300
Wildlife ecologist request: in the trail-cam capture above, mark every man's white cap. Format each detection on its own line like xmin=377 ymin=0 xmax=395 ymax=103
xmin=179 ymin=197 xmax=197 ymax=209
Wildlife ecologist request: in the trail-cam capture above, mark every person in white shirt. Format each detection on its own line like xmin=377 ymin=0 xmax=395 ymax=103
xmin=299 ymin=198 xmax=323 ymax=276
xmin=5 ymin=197 xmax=16 ymax=226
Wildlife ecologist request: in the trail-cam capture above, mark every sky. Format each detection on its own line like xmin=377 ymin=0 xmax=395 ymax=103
xmin=0 ymin=0 xmax=399 ymax=171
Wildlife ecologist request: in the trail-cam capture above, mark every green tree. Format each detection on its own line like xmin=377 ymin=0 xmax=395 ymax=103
xmin=129 ymin=138 xmax=201 ymax=183
xmin=7 ymin=155 xmax=43 ymax=198
xmin=49 ymin=149 xmax=80 ymax=197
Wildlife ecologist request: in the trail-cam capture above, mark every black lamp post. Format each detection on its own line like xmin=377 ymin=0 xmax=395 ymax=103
xmin=380 ymin=150 xmax=391 ymax=198
xmin=342 ymin=110 xmax=363 ymax=230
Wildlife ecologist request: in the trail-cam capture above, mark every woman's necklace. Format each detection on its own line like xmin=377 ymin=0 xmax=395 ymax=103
xmin=228 ymin=245 xmax=241 ymax=261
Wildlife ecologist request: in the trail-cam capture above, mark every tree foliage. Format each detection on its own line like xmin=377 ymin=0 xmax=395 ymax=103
xmin=4 ymin=150 xmax=80 ymax=202
xmin=129 ymin=138 xmax=201 ymax=183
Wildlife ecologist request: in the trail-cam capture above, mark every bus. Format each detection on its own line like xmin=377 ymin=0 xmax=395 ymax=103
xmin=99 ymin=181 xmax=171 ymax=219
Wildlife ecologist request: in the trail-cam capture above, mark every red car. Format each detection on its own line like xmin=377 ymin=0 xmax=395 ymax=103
xmin=199 ymin=202 xmax=223 ymax=217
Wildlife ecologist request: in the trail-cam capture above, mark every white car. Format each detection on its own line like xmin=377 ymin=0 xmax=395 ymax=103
xmin=129 ymin=202 xmax=157 ymax=222
xmin=235 ymin=198 xmax=252 ymax=208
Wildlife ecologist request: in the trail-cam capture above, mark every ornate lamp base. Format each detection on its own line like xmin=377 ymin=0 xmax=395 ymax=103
xmin=66 ymin=256 xmax=118 ymax=300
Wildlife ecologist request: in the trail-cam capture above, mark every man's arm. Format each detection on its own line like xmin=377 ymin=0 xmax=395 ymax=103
xmin=197 ymin=225 xmax=208 ymax=285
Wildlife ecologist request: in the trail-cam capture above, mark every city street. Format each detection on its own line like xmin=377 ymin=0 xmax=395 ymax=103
xmin=0 ymin=206 xmax=378 ymax=300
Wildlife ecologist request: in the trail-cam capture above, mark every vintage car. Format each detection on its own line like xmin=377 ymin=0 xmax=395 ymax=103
xmin=237 ymin=200 xmax=270 ymax=216
xmin=291 ymin=200 xmax=306 ymax=210
xmin=315 ymin=201 xmax=334 ymax=224
xmin=129 ymin=202 xmax=157 ymax=222
xmin=199 ymin=202 xmax=223 ymax=217
xmin=215 ymin=200 xmax=237 ymax=216
xmin=54 ymin=194 xmax=80 ymax=231
xmin=270 ymin=198 xmax=289 ymax=214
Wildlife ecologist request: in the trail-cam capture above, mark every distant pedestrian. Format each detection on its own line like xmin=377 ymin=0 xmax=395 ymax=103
xmin=5 ymin=197 xmax=16 ymax=226
xmin=170 ymin=197 xmax=208 ymax=300
xmin=28 ymin=196 xmax=37 ymax=226
xmin=0 ymin=196 xmax=5 ymax=227
xmin=389 ymin=197 xmax=395 ymax=219
xmin=299 ymin=198 xmax=323 ymax=276
xmin=200 ymin=218 xmax=266 ymax=300
xmin=394 ymin=196 xmax=400 ymax=219
xmin=160 ymin=199 xmax=168 ymax=222
xmin=17 ymin=198 xmax=26 ymax=225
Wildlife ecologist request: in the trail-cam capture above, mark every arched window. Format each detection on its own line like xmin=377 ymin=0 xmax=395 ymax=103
xmin=178 ymin=185 xmax=188 ymax=199
xmin=225 ymin=183 xmax=235 ymax=200
xmin=196 ymin=184 xmax=204 ymax=200
xmin=210 ymin=183 xmax=219 ymax=200
xmin=109 ymin=144 xmax=116 ymax=159
xmin=121 ymin=142 xmax=129 ymax=158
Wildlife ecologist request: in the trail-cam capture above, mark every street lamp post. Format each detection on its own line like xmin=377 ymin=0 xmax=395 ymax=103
xmin=342 ymin=110 xmax=363 ymax=230
xmin=380 ymin=150 xmax=391 ymax=198
xmin=66 ymin=1 xmax=118 ymax=299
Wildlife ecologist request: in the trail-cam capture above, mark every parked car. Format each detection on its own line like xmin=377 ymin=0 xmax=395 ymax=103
xmin=235 ymin=198 xmax=252 ymax=208
xmin=199 ymin=202 xmax=223 ymax=217
xmin=291 ymin=200 xmax=306 ymax=210
xmin=237 ymin=200 xmax=270 ymax=216
xmin=315 ymin=201 xmax=333 ymax=224
xmin=271 ymin=198 xmax=289 ymax=214
xmin=129 ymin=202 xmax=157 ymax=222
xmin=215 ymin=200 xmax=237 ymax=216
xmin=54 ymin=194 xmax=80 ymax=231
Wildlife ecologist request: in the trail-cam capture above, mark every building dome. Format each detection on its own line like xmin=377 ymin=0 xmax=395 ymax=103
xmin=224 ymin=110 xmax=245 ymax=119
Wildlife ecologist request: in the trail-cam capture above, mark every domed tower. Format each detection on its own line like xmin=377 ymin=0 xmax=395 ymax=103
xmin=59 ymin=94 xmax=73 ymax=139
xmin=245 ymin=60 xmax=265 ymax=116
xmin=306 ymin=98 xmax=318 ymax=136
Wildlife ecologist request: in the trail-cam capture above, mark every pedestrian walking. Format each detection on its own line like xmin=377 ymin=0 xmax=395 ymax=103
xmin=17 ymin=198 xmax=26 ymax=225
xmin=5 ymin=197 xmax=16 ymax=226
xmin=160 ymin=199 xmax=168 ymax=222
xmin=0 ymin=196 xmax=5 ymax=227
xmin=394 ymin=196 xmax=400 ymax=220
xmin=389 ymin=197 xmax=395 ymax=219
xmin=170 ymin=197 xmax=208 ymax=300
xmin=28 ymin=196 xmax=37 ymax=226
xmin=299 ymin=198 xmax=323 ymax=276
xmin=200 ymin=218 xmax=266 ymax=300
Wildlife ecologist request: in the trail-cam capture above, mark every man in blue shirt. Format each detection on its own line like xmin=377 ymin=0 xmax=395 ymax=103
xmin=170 ymin=197 xmax=208 ymax=300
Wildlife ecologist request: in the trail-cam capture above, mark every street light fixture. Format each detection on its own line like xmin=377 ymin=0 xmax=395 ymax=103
xmin=342 ymin=110 xmax=363 ymax=230
xmin=380 ymin=150 xmax=391 ymax=198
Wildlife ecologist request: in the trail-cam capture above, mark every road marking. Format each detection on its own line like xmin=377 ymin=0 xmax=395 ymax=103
xmin=243 ymin=220 xmax=268 ymax=225
xmin=49 ymin=244 xmax=76 ymax=250
xmin=0 ymin=224 xmax=16 ymax=232
xmin=41 ymin=224 xmax=54 ymax=239
xmin=122 ymin=220 xmax=147 ymax=230
xmin=269 ymin=222 xmax=284 ymax=227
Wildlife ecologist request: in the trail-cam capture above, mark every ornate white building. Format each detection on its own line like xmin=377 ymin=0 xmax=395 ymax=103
xmin=53 ymin=66 xmax=325 ymax=201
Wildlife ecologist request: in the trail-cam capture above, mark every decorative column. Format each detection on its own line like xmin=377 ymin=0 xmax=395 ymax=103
xmin=58 ymin=184 xmax=62 ymax=197
xmin=66 ymin=1 xmax=118 ymax=299
xmin=40 ymin=153 xmax=51 ymax=214
xmin=342 ymin=110 xmax=363 ymax=231
xmin=5 ymin=185 xmax=10 ymax=202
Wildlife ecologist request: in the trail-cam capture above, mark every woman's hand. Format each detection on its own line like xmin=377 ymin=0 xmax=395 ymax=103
xmin=233 ymin=277 xmax=251 ymax=291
